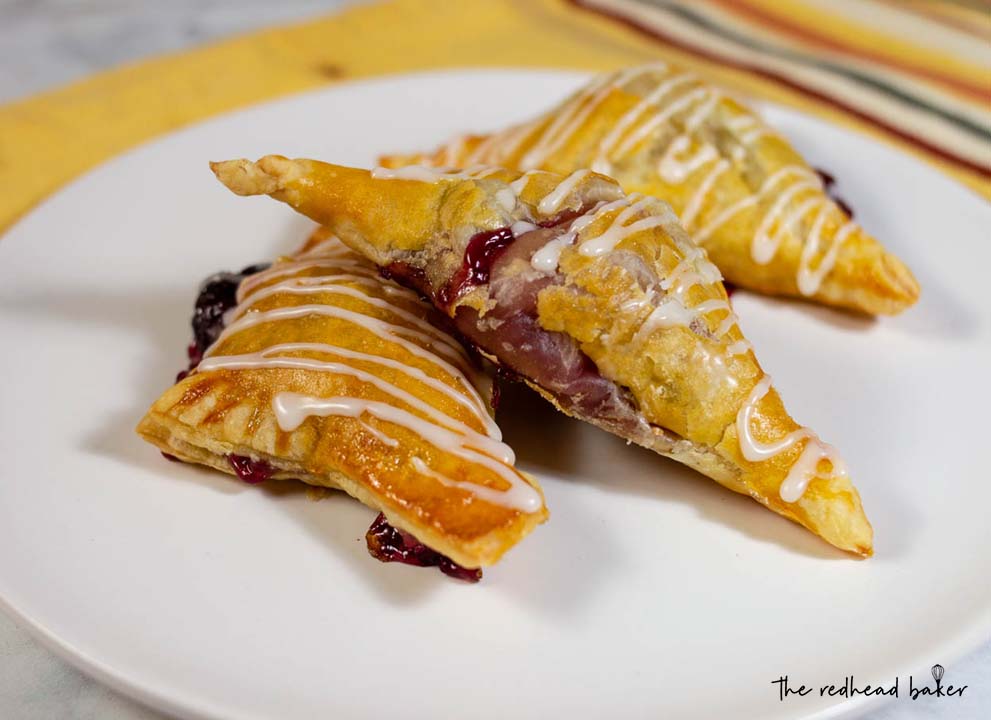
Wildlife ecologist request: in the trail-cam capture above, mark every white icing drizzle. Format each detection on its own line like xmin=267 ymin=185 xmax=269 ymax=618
xmin=658 ymin=136 xmax=718 ymax=183
xmin=465 ymin=133 xmax=501 ymax=164
xmin=797 ymin=216 xmax=857 ymax=296
xmin=567 ymin=196 xmax=630 ymax=234
xmin=360 ymin=420 xmax=400 ymax=448
xmin=232 ymin=276 xmax=457 ymax=352
xmin=409 ymin=456 xmax=534 ymax=511
xmin=520 ymin=65 xmax=664 ymax=170
xmin=417 ymin=67 xmax=853 ymax=295
xmin=633 ymin=297 xmax=731 ymax=343
xmin=508 ymin=169 xmax=543 ymax=195
xmin=272 ymin=394 xmax=542 ymax=512
xmin=491 ymin=121 xmax=539 ymax=163
xmin=293 ymin=237 xmax=356 ymax=260
xmin=735 ymin=376 xmax=848 ymax=502
xmin=236 ymin=258 xmax=373 ymax=302
xmin=510 ymin=220 xmax=538 ymax=236
xmin=537 ymin=169 xmax=591 ymax=215
xmin=370 ymin=165 xmax=468 ymax=182
xmin=370 ymin=164 xmax=504 ymax=183
xmin=471 ymin=166 xmax=505 ymax=179
xmin=577 ymin=196 xmax=667 ymax=257
xmin=551 ymin=194 xmax=740 ymax=352
xmin=495 ymin=187 xmax=517 ymax=212
xmin=740 ymin=127 xmax=771 ymax=145
xmin=199 ymin=349 xmax=508 ymax=459
xmin=637 ymin=297 xmax=696 ymax=332
xmin=214 ymin=302 xmax=477 ymax=382
xmin=237 ymin=273 xmax=473 ymax=375
xmin=530 ymin=232 xmax=576 ymax=274
xmin=751 ymin=179 xmax=823 ymax=264
xmin=726 ymin=115 xmax=756 ymax=132
xmin=194 ymin=238 xmax=543 ymax=512
xmin=520 ymin=74 xmax=613 ymax=170
xmin=593 ymin=72 xmax=698 ymax=173
xmin=660 ymin=246 xmax=722 ymax=295
xmin=441 ymin=135 xmax=469 ymax=166
xmin=227 ymin=250 xmax=481 ymax=388
xmin=680 ymin=159 xmax=730 ymax=229
xmin=715 ymin=312 xmax=739 ymax=338
xmin=198 ymin=342 xmax=499 ymax=439
xmin=692 ymin=165 xmax=817 ymax=244
xmin=612 ymin=87 xmax=710 ymax=159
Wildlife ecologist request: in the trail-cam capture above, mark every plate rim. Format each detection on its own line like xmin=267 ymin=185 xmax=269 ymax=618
xmin=2 ymin=67 xmax=989 ymax=720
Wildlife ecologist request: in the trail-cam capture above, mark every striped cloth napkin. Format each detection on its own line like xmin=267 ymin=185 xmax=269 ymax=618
xmin=0 ymin=0 xmax=987 ymax=236
xmin=570 ymin=0 xmax=990 ymax=187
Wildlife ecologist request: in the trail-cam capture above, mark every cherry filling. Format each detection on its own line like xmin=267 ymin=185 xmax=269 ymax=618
xmin=379 ymin=215 xmax=651 ymax=445
xmin=379 ymin=262 xmax=428 ymax=295
xmin=365 ymin=512 xmax=482 ymax=582
xmin=227 ymin=455 xmax=275 ymax=484
xmin=191 ymin=262 xmax=270 ymax=361
xmin=165 ymin=265 xmax=270 ymax=465
xmin=168 ymin=264 xmax=480 ymax=580
xmin=814 ymin=168 xmax=855 ymax=219
xmin=537 ymin=208 xmax=583 ymax=228
xmin=438 ymin=226 xmax=517 ymax=307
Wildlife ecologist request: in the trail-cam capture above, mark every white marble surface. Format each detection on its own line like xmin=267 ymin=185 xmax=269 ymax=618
xmin=0 ymin=1 xmax=987 ymax=718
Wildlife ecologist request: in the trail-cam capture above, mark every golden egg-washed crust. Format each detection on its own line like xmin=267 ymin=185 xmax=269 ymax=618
xmin=381 ymin=65 xmax=919 ymax=316
xmin=212 ymin=157 xmax=872 ymax=557
xmin=137 ymin=233 xmax=547 ymax=568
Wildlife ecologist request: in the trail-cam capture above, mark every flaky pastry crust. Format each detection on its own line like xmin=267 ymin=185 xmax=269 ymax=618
xmin=381 ymin=64 xmax=919 ymax=316
xmin=137 ymin=231 xmax=547 ymax=568
xmin=212 ymin=156 xmax=873 ymax=556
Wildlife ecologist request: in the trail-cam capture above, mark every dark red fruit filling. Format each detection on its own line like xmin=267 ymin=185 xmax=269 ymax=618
xmin=833 ymin=197 xmax=854 ymax=219
xmin=537 ymin=208 xmax=583 ymax=228
xmin=378 ymin=214 xmax=649 ymax=445
xmin=227 ymin=454 xmax=275 ymax=484
xmin=814 ymin=167 xmax=855 ymax=219
xmin=187 ymin=342 xmax=204 ymax=368
xmin=379 ymin=262 xmax=428 ymax=297
xmin=724 ymin=281 xmax=737 ymax=298
xmin=439 ymin=226 xmax=516 ymax=306
xmin=191 ymin=263 xmax=269 ymax=360
xmin=365 ymin=512 xmax=482 ymax=582
xmin=492 ymin=367 xmax=526 ymax=412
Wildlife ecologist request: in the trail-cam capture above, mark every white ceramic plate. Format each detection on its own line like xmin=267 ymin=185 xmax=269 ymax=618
xmin=1 ymin=70 xmax=989 ymax=720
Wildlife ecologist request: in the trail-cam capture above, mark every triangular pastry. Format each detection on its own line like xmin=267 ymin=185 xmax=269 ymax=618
xmin=137 ymin=230 xmax=548 ymax=572
xmin=212 ymin=156 xmax=873 ymax=556
xmin=381 ymin=64 xmax=919 ymax=316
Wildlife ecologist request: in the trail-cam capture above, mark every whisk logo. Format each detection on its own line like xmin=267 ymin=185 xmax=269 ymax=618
xmin=909 ymin=664 xmax=968 ymax=700
xmin=771 ymin=663 xmax=968 ymax=703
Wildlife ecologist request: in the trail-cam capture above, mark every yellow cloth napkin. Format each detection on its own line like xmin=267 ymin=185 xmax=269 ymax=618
xmin=1 ymin=0 xmax=988 ymax=235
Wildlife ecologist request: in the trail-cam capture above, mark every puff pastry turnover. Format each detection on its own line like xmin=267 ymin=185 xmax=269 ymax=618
xmin=212 ymin=156 xmax=874 ymax=556
xmin=137 ymin=231 xmax=548 ymax=570
xmin=381 ymin=64 xmax=919 ymax=316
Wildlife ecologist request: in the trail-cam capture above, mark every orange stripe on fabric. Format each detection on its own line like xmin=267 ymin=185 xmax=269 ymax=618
xmin=882 ymin=0 xmax=991 ymax=40
xmin=1 ymin=0 xmax=987 ymax=238
xmin=569 ymin=0 xmax=990 ymax=179
xmin=739 ymin=0 xmax=991 ymax=85
xmin=709 ymin=0 xmax=991 ymax=104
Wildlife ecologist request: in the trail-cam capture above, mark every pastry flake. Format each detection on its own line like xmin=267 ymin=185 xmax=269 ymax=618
xmin=137 ymin=230 xmax=548 ymax=570
xmin=381 ymin=64 xmax=919 ymax=316
xmin=211 ymin=156 xmax=874 ymax=556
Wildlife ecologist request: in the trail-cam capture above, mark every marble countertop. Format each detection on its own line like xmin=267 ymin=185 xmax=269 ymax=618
xmin=0 ymin=1 xmax=987 ymax=718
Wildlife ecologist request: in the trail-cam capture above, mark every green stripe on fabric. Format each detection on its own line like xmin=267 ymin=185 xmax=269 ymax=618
xmin=642 ymin=0 xmax=991 ymax=143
